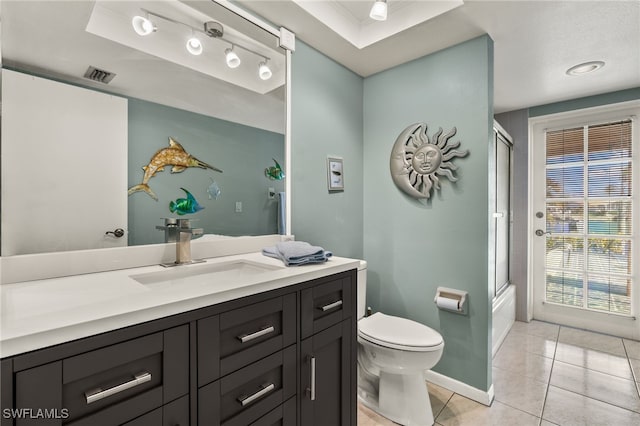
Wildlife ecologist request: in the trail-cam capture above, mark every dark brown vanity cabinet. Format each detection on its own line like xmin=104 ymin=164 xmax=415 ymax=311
xmin=9 ymin=326 xmax=189 ymax=426
xmin=0 ymin=269 xmax=357 ymax=425
xmin=300 ymin=275 xmax=356 ymax=426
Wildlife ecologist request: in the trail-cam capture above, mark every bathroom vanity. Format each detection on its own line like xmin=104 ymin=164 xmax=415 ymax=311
xmin=0 ymin=253 xmax=359 ymax=425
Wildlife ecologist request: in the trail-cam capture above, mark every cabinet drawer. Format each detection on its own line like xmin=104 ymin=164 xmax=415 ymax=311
xmin=198 ymin=346 xmax=296 ymax=426
xmin=249 ymin=397 xmax=296 ymax=426
xmin=14 ymin=326 xmax=188 ymax=426
xmin=122 ymin=395 xmax=189 ymax=426
xmin=198 ymin=294 xmax=296 ymax=385
xmin=301 ymin=275 xmax=353 ymax=339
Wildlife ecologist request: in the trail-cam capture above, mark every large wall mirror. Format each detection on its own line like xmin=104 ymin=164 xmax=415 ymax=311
xmin=1 ymin=0 xmax=289 ymax=256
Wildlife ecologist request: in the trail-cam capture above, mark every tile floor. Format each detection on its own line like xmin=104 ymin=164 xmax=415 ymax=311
xmin=357 ymin=320 xmax=640 ymax=425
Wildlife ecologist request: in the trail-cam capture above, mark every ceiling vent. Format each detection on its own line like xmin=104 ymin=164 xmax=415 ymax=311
xmin=83 ymin=66 xmax=116 ymax=84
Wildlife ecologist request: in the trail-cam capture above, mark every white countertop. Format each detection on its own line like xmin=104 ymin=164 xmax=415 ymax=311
xmin=0 ymin=252 xmax=360 ymax=358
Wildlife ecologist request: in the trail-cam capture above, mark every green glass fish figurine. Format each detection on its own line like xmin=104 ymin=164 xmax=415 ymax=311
xmin=169 ymin=188 xmax=204 ymax=215
xmin=265 ymin=158 xmax=285 ymax=180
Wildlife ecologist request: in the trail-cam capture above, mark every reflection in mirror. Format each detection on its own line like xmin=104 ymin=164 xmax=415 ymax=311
xmin=1 ymin=0 xmax=287 ymax=256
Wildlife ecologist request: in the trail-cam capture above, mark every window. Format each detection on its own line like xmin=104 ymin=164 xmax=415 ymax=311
xmin=545 ymin=120 xmax=633 ymax=315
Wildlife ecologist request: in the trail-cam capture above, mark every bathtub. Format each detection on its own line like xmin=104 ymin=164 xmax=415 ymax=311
xmin=492 ymin=284 xmax=516 ymax=357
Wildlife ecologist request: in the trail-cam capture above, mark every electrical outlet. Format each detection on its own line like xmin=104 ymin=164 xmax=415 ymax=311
xmin=235 ymin=201 xmax=242 ymax=213
xmin=268 ymin=187 xmax=275 ymax=199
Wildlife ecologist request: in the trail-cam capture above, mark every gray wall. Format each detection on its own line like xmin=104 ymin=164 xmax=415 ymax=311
xmin=495 ymin=109 xmax=529 ymax=321
xmin=290 ymin=42 xmax=365 ymax=259
xmin=362 ymin=35 xmax=494 ymax=391
xmin=128 ymin=98 xmax=285 ymax=245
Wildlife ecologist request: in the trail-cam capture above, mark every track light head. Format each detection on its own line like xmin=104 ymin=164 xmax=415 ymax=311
xmin=132 ymin=14 xmax=156 ymax=36
xmin=186 ymin=37 xmax=203 ymax=55
xmin=369 ymin=0 xmax=388 ymax=21
xmin=225 ymin=47 xmax=241 ymax=68
xmin=258 ymin=61 xmax=272 ymax=80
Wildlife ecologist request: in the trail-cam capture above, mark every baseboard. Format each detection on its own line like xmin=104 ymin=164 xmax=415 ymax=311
xmin=425 ymin=370 xmax=495 ymax=406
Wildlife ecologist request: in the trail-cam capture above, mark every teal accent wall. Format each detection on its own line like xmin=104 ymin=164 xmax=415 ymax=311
xmin=128 ymin=99 xmax=284 ymax=245
xmin=291 ymin=36 xmax=494 ymax=391
xmin=529 ymin=87 xmax=640 ymax=117
xmin=362 ymin=35 xmax=494 ymax=391
xmin=290 ymin=42 xmax=364 ymax=258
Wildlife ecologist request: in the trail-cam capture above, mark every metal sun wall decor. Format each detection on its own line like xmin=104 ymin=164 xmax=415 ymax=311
xmin=390 ymin=123 xmax=469 ymax=199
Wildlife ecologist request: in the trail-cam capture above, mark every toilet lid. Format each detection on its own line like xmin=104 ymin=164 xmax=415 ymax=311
xmin=358 ymin=312 xmax=443 ymax=351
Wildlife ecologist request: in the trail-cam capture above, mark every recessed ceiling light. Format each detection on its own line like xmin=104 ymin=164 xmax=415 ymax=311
xmin=566 ymin=61 xmax=605 ymax=76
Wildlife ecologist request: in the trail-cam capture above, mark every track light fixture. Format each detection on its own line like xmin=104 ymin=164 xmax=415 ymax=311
xmin=132 ymin=13 xmax=156 ymax=35
xmin=225 ymin=46 xmax=241 ymax=68
xmin=186 ymin=30 xmax=203 ymax=56
xmin=258 ymin=60 xmax=272 ymax=80
xmin=369 ymin=0 xmax=388 ymax=21
xmin=131 ymin=9 xmax=273 ymax=80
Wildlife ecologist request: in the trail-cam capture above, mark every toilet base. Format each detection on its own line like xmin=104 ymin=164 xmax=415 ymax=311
xmin=358 ymin=370 xmax=435 ymax=426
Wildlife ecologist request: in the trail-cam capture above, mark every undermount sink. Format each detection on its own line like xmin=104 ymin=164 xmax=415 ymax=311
xmin=130 ymin=259 xmax=282 ymax=289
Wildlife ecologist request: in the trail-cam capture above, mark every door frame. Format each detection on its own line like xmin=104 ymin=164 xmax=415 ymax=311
xmin=527 ymin=100 xmax=640 ymax=339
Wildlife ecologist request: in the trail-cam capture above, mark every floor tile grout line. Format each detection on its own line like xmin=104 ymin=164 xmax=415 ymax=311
xmin=537 ymin=323 xmax=560 ymax=426
xmin=622 ymin=339 xmax=640 ymax=399
xmin=432 ymin=388 xmax=455 ymax=423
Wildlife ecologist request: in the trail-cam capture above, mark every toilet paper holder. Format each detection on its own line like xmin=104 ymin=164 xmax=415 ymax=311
xmin=434 ymin=287 xmax=468 ymax=315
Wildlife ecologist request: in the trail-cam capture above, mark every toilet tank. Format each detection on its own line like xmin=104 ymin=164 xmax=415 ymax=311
xmin=357 ymin=260 xmax=367 ymax=320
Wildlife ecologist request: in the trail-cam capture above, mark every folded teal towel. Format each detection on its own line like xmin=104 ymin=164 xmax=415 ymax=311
xmin=262 ymin=241 xmax=332 ymax=266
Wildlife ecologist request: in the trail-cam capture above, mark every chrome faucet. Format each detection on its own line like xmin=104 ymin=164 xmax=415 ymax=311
xmin=157 ymin=218 xmax=204 ymax=267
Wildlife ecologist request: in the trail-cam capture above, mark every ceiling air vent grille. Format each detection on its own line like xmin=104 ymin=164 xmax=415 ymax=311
xmin=83 ymin=66 xmax=116 ymax=84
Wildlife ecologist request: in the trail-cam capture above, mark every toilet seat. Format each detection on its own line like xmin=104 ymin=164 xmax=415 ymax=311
xmin=358 ymin=312 xmax=443 ymax=352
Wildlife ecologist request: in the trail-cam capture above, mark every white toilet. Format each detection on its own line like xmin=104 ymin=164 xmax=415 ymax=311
xmin=357 ymin=261 xmax=444 ymax=426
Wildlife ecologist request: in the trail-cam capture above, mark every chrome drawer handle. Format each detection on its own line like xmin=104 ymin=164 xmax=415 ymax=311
xmin=319 ymin=300 xmax=343 ymax=312
xmin=237 ymin=325 xmax=275 ymax=343
xmin=308 ymin=356 xmax=316 ymax=401
xmin=85 ymin=372 xmax=151 ymax=404
xmin=238 ymin=383 xmax=275 ymax=406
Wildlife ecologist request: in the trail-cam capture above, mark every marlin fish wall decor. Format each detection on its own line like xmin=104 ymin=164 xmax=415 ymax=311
xmin=128 ymin=137 xmax=223 ymax=201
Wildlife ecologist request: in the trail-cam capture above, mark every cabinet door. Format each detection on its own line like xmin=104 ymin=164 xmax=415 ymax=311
xmin=300 ymin=320 xmax=352 ymax=426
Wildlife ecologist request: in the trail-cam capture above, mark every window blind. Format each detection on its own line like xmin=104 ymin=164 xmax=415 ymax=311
xmin=544 ymin=120 xmax=633 ymax=315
